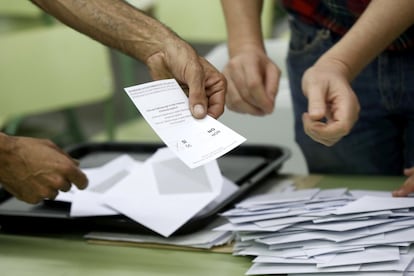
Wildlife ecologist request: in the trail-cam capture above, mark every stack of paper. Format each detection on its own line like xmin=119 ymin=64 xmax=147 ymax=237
xmin=216 ymin=187 xmax=414 ymax=275
xmin=56 ymin=147 xmax=239 ymax=238
xmin=85 ymin=217 xmax=234 ymax=252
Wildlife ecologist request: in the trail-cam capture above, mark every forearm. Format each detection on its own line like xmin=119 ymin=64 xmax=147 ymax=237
xmin=220 ymin=0 xmax=265 ymax=56
xmin=317 ymin=0 xmax=414 ymax=81
xmin=30 ymin=0 xmax=178 ymax=63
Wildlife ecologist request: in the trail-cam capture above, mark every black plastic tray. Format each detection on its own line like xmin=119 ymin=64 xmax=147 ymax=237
xmin=0 ymin=142 xmax=290 ymax=235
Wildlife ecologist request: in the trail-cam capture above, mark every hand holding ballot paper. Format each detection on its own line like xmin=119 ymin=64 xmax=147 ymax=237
xmin=55 ymin=79 xmax=245 ymax=237
xmin=123 ymin=79 xmax=246 ymax=168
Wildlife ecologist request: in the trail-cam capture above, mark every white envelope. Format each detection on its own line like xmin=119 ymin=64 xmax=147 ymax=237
xmin=69 ymin=155 xmax=137 ymax=217
xmin=333 ymin=196 xmax=414 ymax=215
xmin=103 ymin=147 xmax=223 ymax=237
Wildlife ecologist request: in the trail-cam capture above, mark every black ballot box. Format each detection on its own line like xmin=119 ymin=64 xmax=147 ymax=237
xmin=0 ymin=142 xmax=290 ymax=236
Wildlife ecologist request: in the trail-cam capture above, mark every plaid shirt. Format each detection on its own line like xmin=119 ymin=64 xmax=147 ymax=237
xmin=282 ymin=0 xmax=414 ymax=51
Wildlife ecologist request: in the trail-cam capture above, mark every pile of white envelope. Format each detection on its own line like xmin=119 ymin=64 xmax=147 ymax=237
xmin=216 ymin=187 xmax=414 ymax=275
xmin=56 ymin=147 xmax=238 ymax=239
xmin=85 ymin=216 xmax=233 ymax=250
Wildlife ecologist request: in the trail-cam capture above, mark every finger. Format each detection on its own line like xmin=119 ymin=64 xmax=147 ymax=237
xmin=45 ymin=189 xmax=59 ymax=201
xmin=186 ymin=63 xmax=208 ymax=119
xmin=392 ymin=184 xmax=414 ymax=197
xmin=404 ymin=167 xmax=414 ymax=176
xmin=302 ymin=113 xmax=344 ymax=146
xmin=67 ymin=168 xmax=88 ymax=190
xmin=264 ymin=62 xmax=280 ymax=102
xmin=225 ymin=62 xmax=269 ymax=113
xmin=226 ymin=77 xmax=265 ymax=116
xmin=241 ymin=65 xmax=274 ymax=114
xmin=59 ymin=180 xmax=72 ymax=192
xmin=34 ymin=184 xmax=59 ymax=201
xmin=205 ymin=88 xmax=225 ymax=119
xmin=392 ymin=178 xmax=414 ymax=197
xmin=304 ymin=84 xmax=327 ymax=121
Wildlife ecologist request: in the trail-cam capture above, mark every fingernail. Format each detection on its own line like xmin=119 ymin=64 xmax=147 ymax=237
xmin=193 ymin=104 xmax=205 ymax=118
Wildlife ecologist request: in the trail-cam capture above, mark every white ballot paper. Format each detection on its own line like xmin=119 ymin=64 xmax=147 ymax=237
xmin=103 ymin=147 xmax=223 ymax=237
xmin=124 ymin=79 xmax=246 ymax=168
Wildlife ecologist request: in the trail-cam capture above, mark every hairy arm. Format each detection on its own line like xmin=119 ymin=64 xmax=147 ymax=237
xmin=0 ymin=133 xmax=87 ymax=204
xmin=31 ymin=0 xmax=173 ymax=63
xmin=31 ymin=0 xmax=226 ymax=118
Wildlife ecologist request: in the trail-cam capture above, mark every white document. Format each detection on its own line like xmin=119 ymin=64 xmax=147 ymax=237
xmin=85 ymin=217 xmax=233 ymax=249
xmin=124 ymin=79 xmax=246 ymax=168
xmin=316 ymin=246 xmax=400 ymax=268
xmin=213 ymin=222 xmax=291 ymax=233
xmin=236 ymin=188 xmax=320 ymax=208
xmin=103 ymin=147 xmax=223 ymax=237
xmin=300 ymin=218 xmax=393 ymax=232
xmin=333 ymin=196 xmax=414 ymax=215
xmin=291 ymin=273 xmax=403 ymax=276
xmin=246 ymin=262 xmax=361 ymax=275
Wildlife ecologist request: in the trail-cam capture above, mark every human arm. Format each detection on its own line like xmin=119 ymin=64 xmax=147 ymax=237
xmin=0 ymin=133 xmax=87 ymax=204
xmin=220 ymin=0 xmax=280 ymax=115
xmin=302 ymin=0 xmax=414 ymax=146
xmin=30 ymin=0 xmax=225 ymax=118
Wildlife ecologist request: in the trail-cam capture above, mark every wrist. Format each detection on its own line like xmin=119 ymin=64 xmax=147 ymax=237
xmin=142 ymin=26 xmax=176 ymax=60
xmin=228 ymin=41 xmax=265 ymax=58
xmin=314 ymin=55 xmax=355 ymax=82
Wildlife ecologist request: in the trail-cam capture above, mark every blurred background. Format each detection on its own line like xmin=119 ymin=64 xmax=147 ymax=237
xmin=0 ymin=0 xmax=307 ymax=175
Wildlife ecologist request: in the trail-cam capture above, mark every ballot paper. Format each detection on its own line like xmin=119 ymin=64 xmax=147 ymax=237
xmin=124 ymin=79 xmax=246 ymax=168
xmin=216 ymin=186 xmax=414 ymax=275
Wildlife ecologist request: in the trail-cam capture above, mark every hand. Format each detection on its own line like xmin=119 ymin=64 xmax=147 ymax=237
xmin=145 ymin=37 xmax=226 ymax=119
xmin=223 ymin=49 xmax=280 ymax=116
xmin=392 ymin=167 xmax=414 ymax=197
xmin=0 ymin=135 xmax=88 ymax=204
xmin=301 ymin=60 xmax=360 ymax=146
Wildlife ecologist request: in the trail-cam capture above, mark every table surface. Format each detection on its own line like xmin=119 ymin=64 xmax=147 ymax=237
xmin=0 ymin=173 xmax=405 ymax=276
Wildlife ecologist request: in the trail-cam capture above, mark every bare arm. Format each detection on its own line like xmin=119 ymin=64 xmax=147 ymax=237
xmin=220 ymin=0 xmax=280 ymax=115
xmin=31 ymin=0 xmax=176 ymax=65
xmin=221 ymin=0 xmax=265 ymax=56
xmin=30 ymin=0 xmax=226 ymax=119
xmin=315 ymin=0 xmax=414 ymax=82
xmin=302 ymin=0 xmax=414 ymax=146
